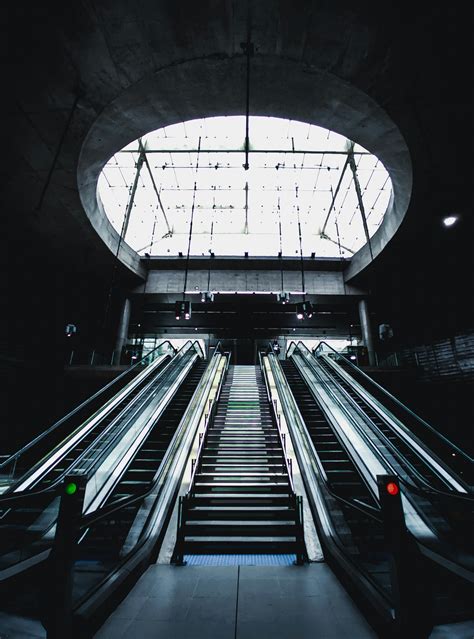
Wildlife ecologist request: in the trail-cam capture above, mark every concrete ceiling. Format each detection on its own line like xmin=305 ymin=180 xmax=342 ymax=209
xmin=1 ymin=1 xmax=472 ymax=342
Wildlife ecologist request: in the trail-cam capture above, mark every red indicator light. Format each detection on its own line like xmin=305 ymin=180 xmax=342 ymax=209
xmin=386 ymin=482 xmax=399 ymax=496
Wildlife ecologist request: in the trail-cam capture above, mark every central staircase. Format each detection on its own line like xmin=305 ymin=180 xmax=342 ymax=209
xmin=175 ymin=365 xmax=304 ymax=558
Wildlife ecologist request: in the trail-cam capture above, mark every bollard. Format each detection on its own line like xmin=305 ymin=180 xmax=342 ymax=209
xmin=43 ymin=472 xmax=87 ymax=639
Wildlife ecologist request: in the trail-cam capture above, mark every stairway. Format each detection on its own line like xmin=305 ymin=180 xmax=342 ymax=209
xmin=178 ymin=365 xmax=302 ymax=556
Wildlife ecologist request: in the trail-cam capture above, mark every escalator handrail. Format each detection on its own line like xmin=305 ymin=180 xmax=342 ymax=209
xmin=311 ymin=340 xmax=473 ymax=465
xmin=0 ymin=340 xmax=178 ymax=472
xmin=60 ymin=344 xmax=200 ymax=487
xmin=81 ymin=345 xmax=226 ymax=529
xmin=317 ymin=353 xmax=474 ymax=502
xmin=0 ymin=341 xmax=200 ymax=507
xmin=266 ymin=351 xmax=383 ymax=522
xmin=292 ymin=343 xmax=473 ymax=501
xmin=289 ymin=346 xmax=392 ymax=501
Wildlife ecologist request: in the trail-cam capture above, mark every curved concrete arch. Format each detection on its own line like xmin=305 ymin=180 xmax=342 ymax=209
xmin=78 ymin=55 xmax=412 ymax=280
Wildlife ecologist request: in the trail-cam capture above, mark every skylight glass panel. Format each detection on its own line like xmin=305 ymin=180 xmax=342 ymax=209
xmin=97 ymin=116 xmax=392 ymax=258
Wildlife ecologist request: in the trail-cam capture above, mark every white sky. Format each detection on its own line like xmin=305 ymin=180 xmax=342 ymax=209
xmin=98 ymin=116 xmax=391 ymax=258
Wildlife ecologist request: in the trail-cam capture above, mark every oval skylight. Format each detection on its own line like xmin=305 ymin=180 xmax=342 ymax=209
xmin=98 ymin=116 xmax=392 ymax=259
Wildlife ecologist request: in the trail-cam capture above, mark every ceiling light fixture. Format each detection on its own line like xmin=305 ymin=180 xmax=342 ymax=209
xmin=277 ymin=292 xmax=290 ymax=304
xmin=296 ymin=301 xmax=314 ymax=320
xmin=442 ymin=215 xmax=459 ymax=227
xmin=174 ymin=300 xmax=191 ymax=320
xmin=200 ymin=291 xmax=214 ymax=303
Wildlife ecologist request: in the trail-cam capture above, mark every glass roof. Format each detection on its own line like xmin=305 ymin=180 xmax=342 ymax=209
xmin=98 ymin=116 xmax=391 ymax=259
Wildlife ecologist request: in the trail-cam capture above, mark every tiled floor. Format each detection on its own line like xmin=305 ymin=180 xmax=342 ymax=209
xmin=0 ymin=565 xmax=472 ymax=638
xmin=94 ymin=564 xmax=378 ymax=639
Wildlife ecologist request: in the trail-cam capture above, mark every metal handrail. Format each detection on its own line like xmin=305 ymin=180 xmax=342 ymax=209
xmin=292 ymin=342 xmax=473 ymax=501
xmin=311 ymin=340 xmax=472 ymax=464
xmin=0 ymin=340 xmax=178 ymax=472
xmin=0 ymin=341 xmax=201 ymax=507
xmin=258 ymin=350 xmax=297 ymax=496
xmin=318 ymin=354 xmax=474 ymax=502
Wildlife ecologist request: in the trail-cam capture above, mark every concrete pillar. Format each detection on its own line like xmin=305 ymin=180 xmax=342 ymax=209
xmin=358 ymin=299 xmax=376 ymax=366
xmin=113 ymin=298 xmax=131 ymax=365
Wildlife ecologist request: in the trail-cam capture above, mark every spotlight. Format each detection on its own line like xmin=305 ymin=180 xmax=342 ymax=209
xmin=276 ymin=292 xmax=290 ymax=304
xmin=295 ymin=301 xmax=314 ymax=320
xmin=200 ymin=291 xmax=214 ymax=303
xmin=174 ymin=300 xmax=192 ymax=320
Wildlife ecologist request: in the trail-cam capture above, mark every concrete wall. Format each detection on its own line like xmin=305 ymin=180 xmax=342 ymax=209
xmin=135 ymin=269 xmax=365 ymax=296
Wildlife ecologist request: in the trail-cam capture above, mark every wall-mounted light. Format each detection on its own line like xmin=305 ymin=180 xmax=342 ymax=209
xmin=442 ymin=215 xmax=459 ymax=227
xmin=174 ymin=300 xmax=192 ymax=320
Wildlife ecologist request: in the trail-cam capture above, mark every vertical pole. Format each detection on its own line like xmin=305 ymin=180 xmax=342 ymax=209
xmin=44 ymin=472 xmax=87 ymax=639
xmin=113 ymin=298 xmax=131 ymax=365
xmin=358 ymin=299 xmax=375 ymax=366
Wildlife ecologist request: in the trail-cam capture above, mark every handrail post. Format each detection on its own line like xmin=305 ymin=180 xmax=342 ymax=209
xmin=377 ymin=475 xmax=432 ymax=636
xmin=43 ymin=472 xmax=87 ymax=639
xmin=294 ymin=495 xmax=306 ymax=565
xmin=173 ymin=496 xmax=188 ymax=566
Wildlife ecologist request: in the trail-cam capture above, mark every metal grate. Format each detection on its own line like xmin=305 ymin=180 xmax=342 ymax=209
xmin=183 ymin=554 xmax=297 ymax=566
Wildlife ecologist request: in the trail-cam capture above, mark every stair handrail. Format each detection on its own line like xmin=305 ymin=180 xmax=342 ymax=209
xmin=311 ymin=341 xmax=472 ymax=465
xmin=259 ymin=350 xmax=297 ymax=496
xmin=0 ymin=340 xmax=178 ymax=473
xmin=0 ymin=341 xmax=202 ymax=506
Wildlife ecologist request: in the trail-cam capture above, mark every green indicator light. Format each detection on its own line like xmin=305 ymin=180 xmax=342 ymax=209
xmin=65 ymin=482 xmax=78 ymax=495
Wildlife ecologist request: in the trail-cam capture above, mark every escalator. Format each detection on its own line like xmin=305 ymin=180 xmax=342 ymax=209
xmin=281 ymin=359 xmax=391 ymax=596
xmin=0 ymin=345 xmax=174 ymax=492
xmin=0 ymin=341 xmax=204 ymax=582
xmin=278 ymin=343 xmax=473 ymax=627
xmin=174 ymin=365 xmax=305 ymax=561
xmin=315 ymin=355 xmax=449 ymax=491
xmin=72 ymin=359 xmax=209 ymax=599
xmin=0 ymin=343 xmax=227 ymax=635
xmin=15 ymin=355 xmax=173 ymax=493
